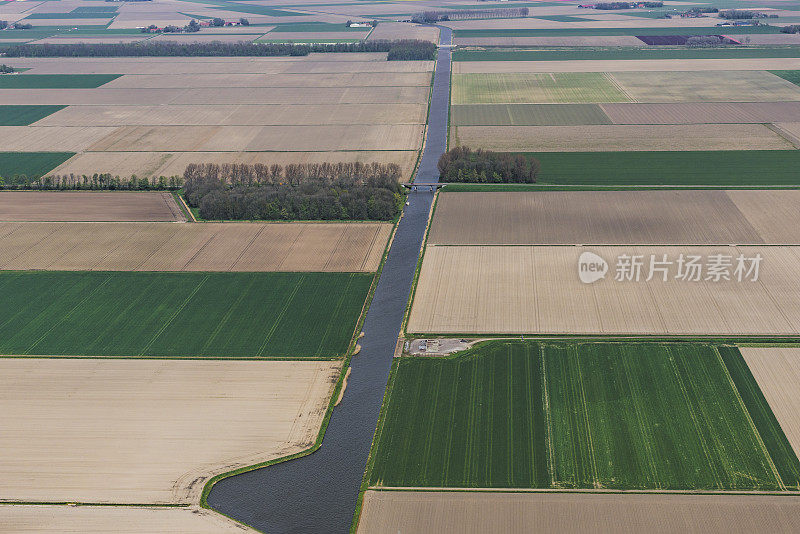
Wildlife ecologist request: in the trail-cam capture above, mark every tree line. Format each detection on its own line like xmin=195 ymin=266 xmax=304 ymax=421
xmin=593 ymin=2 xmax=663 ymax=9
xmin=438 ymin=146 xmax=539 ymax=183
xmin=719 ymin=9 xmax=776 ymax=19
xmin=2 ymin=40 xmax=432 ymax=58
xmin=0 ymin=64 xmax=15 ymax=74
xmin=387 ymin=40 xmax=436 ymax=60
xmin=412 ymin=8 xmax=528 ymax=22
xmin=183 ymin=162 xmax=404 ymax=221
xmin=0 ymin=173 xmax=182 ymax=190
xmin=782 ymin=25 xmax=800 ymax=34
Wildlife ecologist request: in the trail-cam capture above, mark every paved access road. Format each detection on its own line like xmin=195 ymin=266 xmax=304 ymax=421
xmin=207 ymin=25 xmax=453 ymax=534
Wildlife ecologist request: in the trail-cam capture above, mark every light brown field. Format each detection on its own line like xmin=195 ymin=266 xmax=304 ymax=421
xmin=34 ymin=103 xmax=427 ymax=126
xmin=0 ymin=86 xmax=430 ymax=105
xmin=601 ymin=102 xmax=800 ymax=124
xmin=86 ymin=124 xmax=423 ymax=152
xmin=0 ymin=222 xmax=391 ymax=272
xmin=367 ymin=22 xmax=439 ymax=42
xmin=6 ymin=56 xmax=432 ymax=75
xmin=31 ymin=36 xmax=152 ymax=45
xmin=0 ymin=358 xmax=341 ymax=504
xmin=0 ymin=192 xmax=184 ymax=222
xmin=101 ymin=72 xmax=431 ymax=89
xmin=740 ymin=347 xmax=800 ymax=460
xmin=0 ymin=126 xmax=117 ymax=152
xmin=357 ymin=491 xmax=800 ymax=534
xmin=451 ymin=124 xmax=790 ymax=152
xmin=610 ymin=71 xmax=800 ymax=102
xmin=148 ymin=33 xmax=268 ymax=44
xmin=0 ymin=505 xmax=254 ymax=533
xmin=453 ymin=59 xmax=800 ymax=74
xmin=429 ymin=191 xmax=800 ymax=246
xmin=53 ymin=150 xmax=421 ymax=181
xmin=407 ymin=245 xmax=800 ymax=335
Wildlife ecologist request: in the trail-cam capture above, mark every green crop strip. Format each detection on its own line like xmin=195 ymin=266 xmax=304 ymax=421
xmin=454 ymin=47 xmax=800 ymax=62
xmin=0 ymin=151 xmax=74 ymax=178
xmin=0 ymin=74 xmax=121 ymax=89
xmin=453 ymin=26 xmax=782 ymax=37
xmin=0 ymin=271 xmax=372 ymax=359
xmin=0 ymin=105 xmax=66 ymax=126
xmin=368 ymin=341 xmax=800 ymax=491
xmin=437 ymin=151 xmax=800 ymax=187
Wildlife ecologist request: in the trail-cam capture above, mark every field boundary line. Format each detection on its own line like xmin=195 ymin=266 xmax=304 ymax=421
xmin=766 ymin=122 xmax=800 ymax=149
xmin=604 ymin=72 xmax=637 ymax=103
xmin=715 ymin=346 xmax=785 ymax=490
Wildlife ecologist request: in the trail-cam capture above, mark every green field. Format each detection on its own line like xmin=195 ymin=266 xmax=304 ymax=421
xmin=452 ymin=73 xmax=629 ymax=105
xmin=368 ymin=341 xmax=800 ymax=490
xmin=0 ymin=271 xmax=371 ymax=358
xmin=454 ymin=25 xmax=782 ymax=37
xmin=451 ymin=103 xmax=612 ymax=126
xmin=450 ymin=151 xmax=800 ymax=186
xmin=0 ymin=105 xmax=66 ymax=126
xmin=771 ymin=70 xmax=800 ymax=87
xmin=0 ymin=152 xmax=74 ymax=178
xmin=454 ymin=47 xmax=800 ymax=62
xmin=0 ymin=74 xmax=121 ymax=89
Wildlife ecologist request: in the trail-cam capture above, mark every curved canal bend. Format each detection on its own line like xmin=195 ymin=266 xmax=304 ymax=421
xmin=207 ymin=26 xmax=453 ymax=533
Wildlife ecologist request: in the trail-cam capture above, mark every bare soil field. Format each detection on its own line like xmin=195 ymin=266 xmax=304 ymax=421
xmin=31 ymin=36 xmax=153 ymax=45
xmin=740 ymin=347 xmax=800 ymax=460
xmin=451 ymin=124 xmax=790 ymax=152
xmin=259 ymin=31 xmax=368 ymax=41
xmin=453 ymin=59 xmax=800 ymax=74
xmin=53 ymin=150 xmax=420 ymax=181
xmin=0 ymin=505 xmax=254 ymax=533
xmin=101 ymin=72 xmax=431 ymax=89
xmin=429 ymin=191 xmax=800 ymax=246
xmin=0 ymin=126 xmax=117 ymax=152
xmin=148 ymin=33 xmax=268 ymax=44
xmin=452 ymin=72 xmax=630 ymax=104
xmin=610 ymin=71 xmax=800 ymax=102
xmin=454 ymin=36 xmax=644 ymax=46
xmin=407 ymin=245 xmax=800 ymax=335
xmin=0 ymin=222 xmax=391 ymax=272
xmin=601 ymin=102 xmax=800 ymax=124
xmin=358 ymin=491 xmax=800 ymax=534
xmin=0 ymin=86 xmax=430 ymax=106
xmin=35 ymin=103 xmax=427 ymax=127
xmin=0 ymin=192 xmax=184 ymax=222
xmin=86 ymin=124 xmax=423 ymax=152
xmin=367 ymin=22 xmax=439 ymax=43
xmin=0 ymin=358 xmax=341 ymax=504
xmin=7 ymin=57 xmax=432 ymax=76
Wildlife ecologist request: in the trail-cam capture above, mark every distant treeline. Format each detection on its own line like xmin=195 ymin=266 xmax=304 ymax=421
xmin=183 ymin=162 xmax=404 ymax=221
xmin=594 ymin=2 xmax=663 ymax=9
xmin=412 ymin=8 xmax=528 ymax=22
xmin=0 ymin=64 xmax=15 ymax=74
xmin=387 ymin=40 xmax=436 ymax=60
xmin=438 ymin=147 xmax=539 ymax=183
xmin=0 ymin=20 xmax=32 ymax=29
xmin=1 ymin=173 xmax=183 ymax=190
xmin=719 ymin=9 xmax=775 ymax=19
xmin=782 ymin=25 xmax=800 ymax=34
xmin=685 ymin=35 xmax=727 ymax=47
xmin=2 ymin=40 xmax=432 ymax=58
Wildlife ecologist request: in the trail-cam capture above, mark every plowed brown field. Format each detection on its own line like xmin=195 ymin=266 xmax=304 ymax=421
xmin=0 ymin=358 xmax=341 ymax=504
xmin=429 ymin=191 xmax=800 ymax=245
xmin=0 ymin=192 xmax=184 ymax=222
xmin=740 ymin=347 xmax=800 ymax=460
xmin=358 ymin=491 xmax=800 ymax=534
xmin=0 ymin=222 xmax=391 ymax=272
xmin=407 ymin=245 xmax=800 ymax=335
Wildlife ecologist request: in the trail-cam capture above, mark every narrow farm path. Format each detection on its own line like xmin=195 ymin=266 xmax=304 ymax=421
xmin=206 ymin=26 xmax=453 ymax=533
